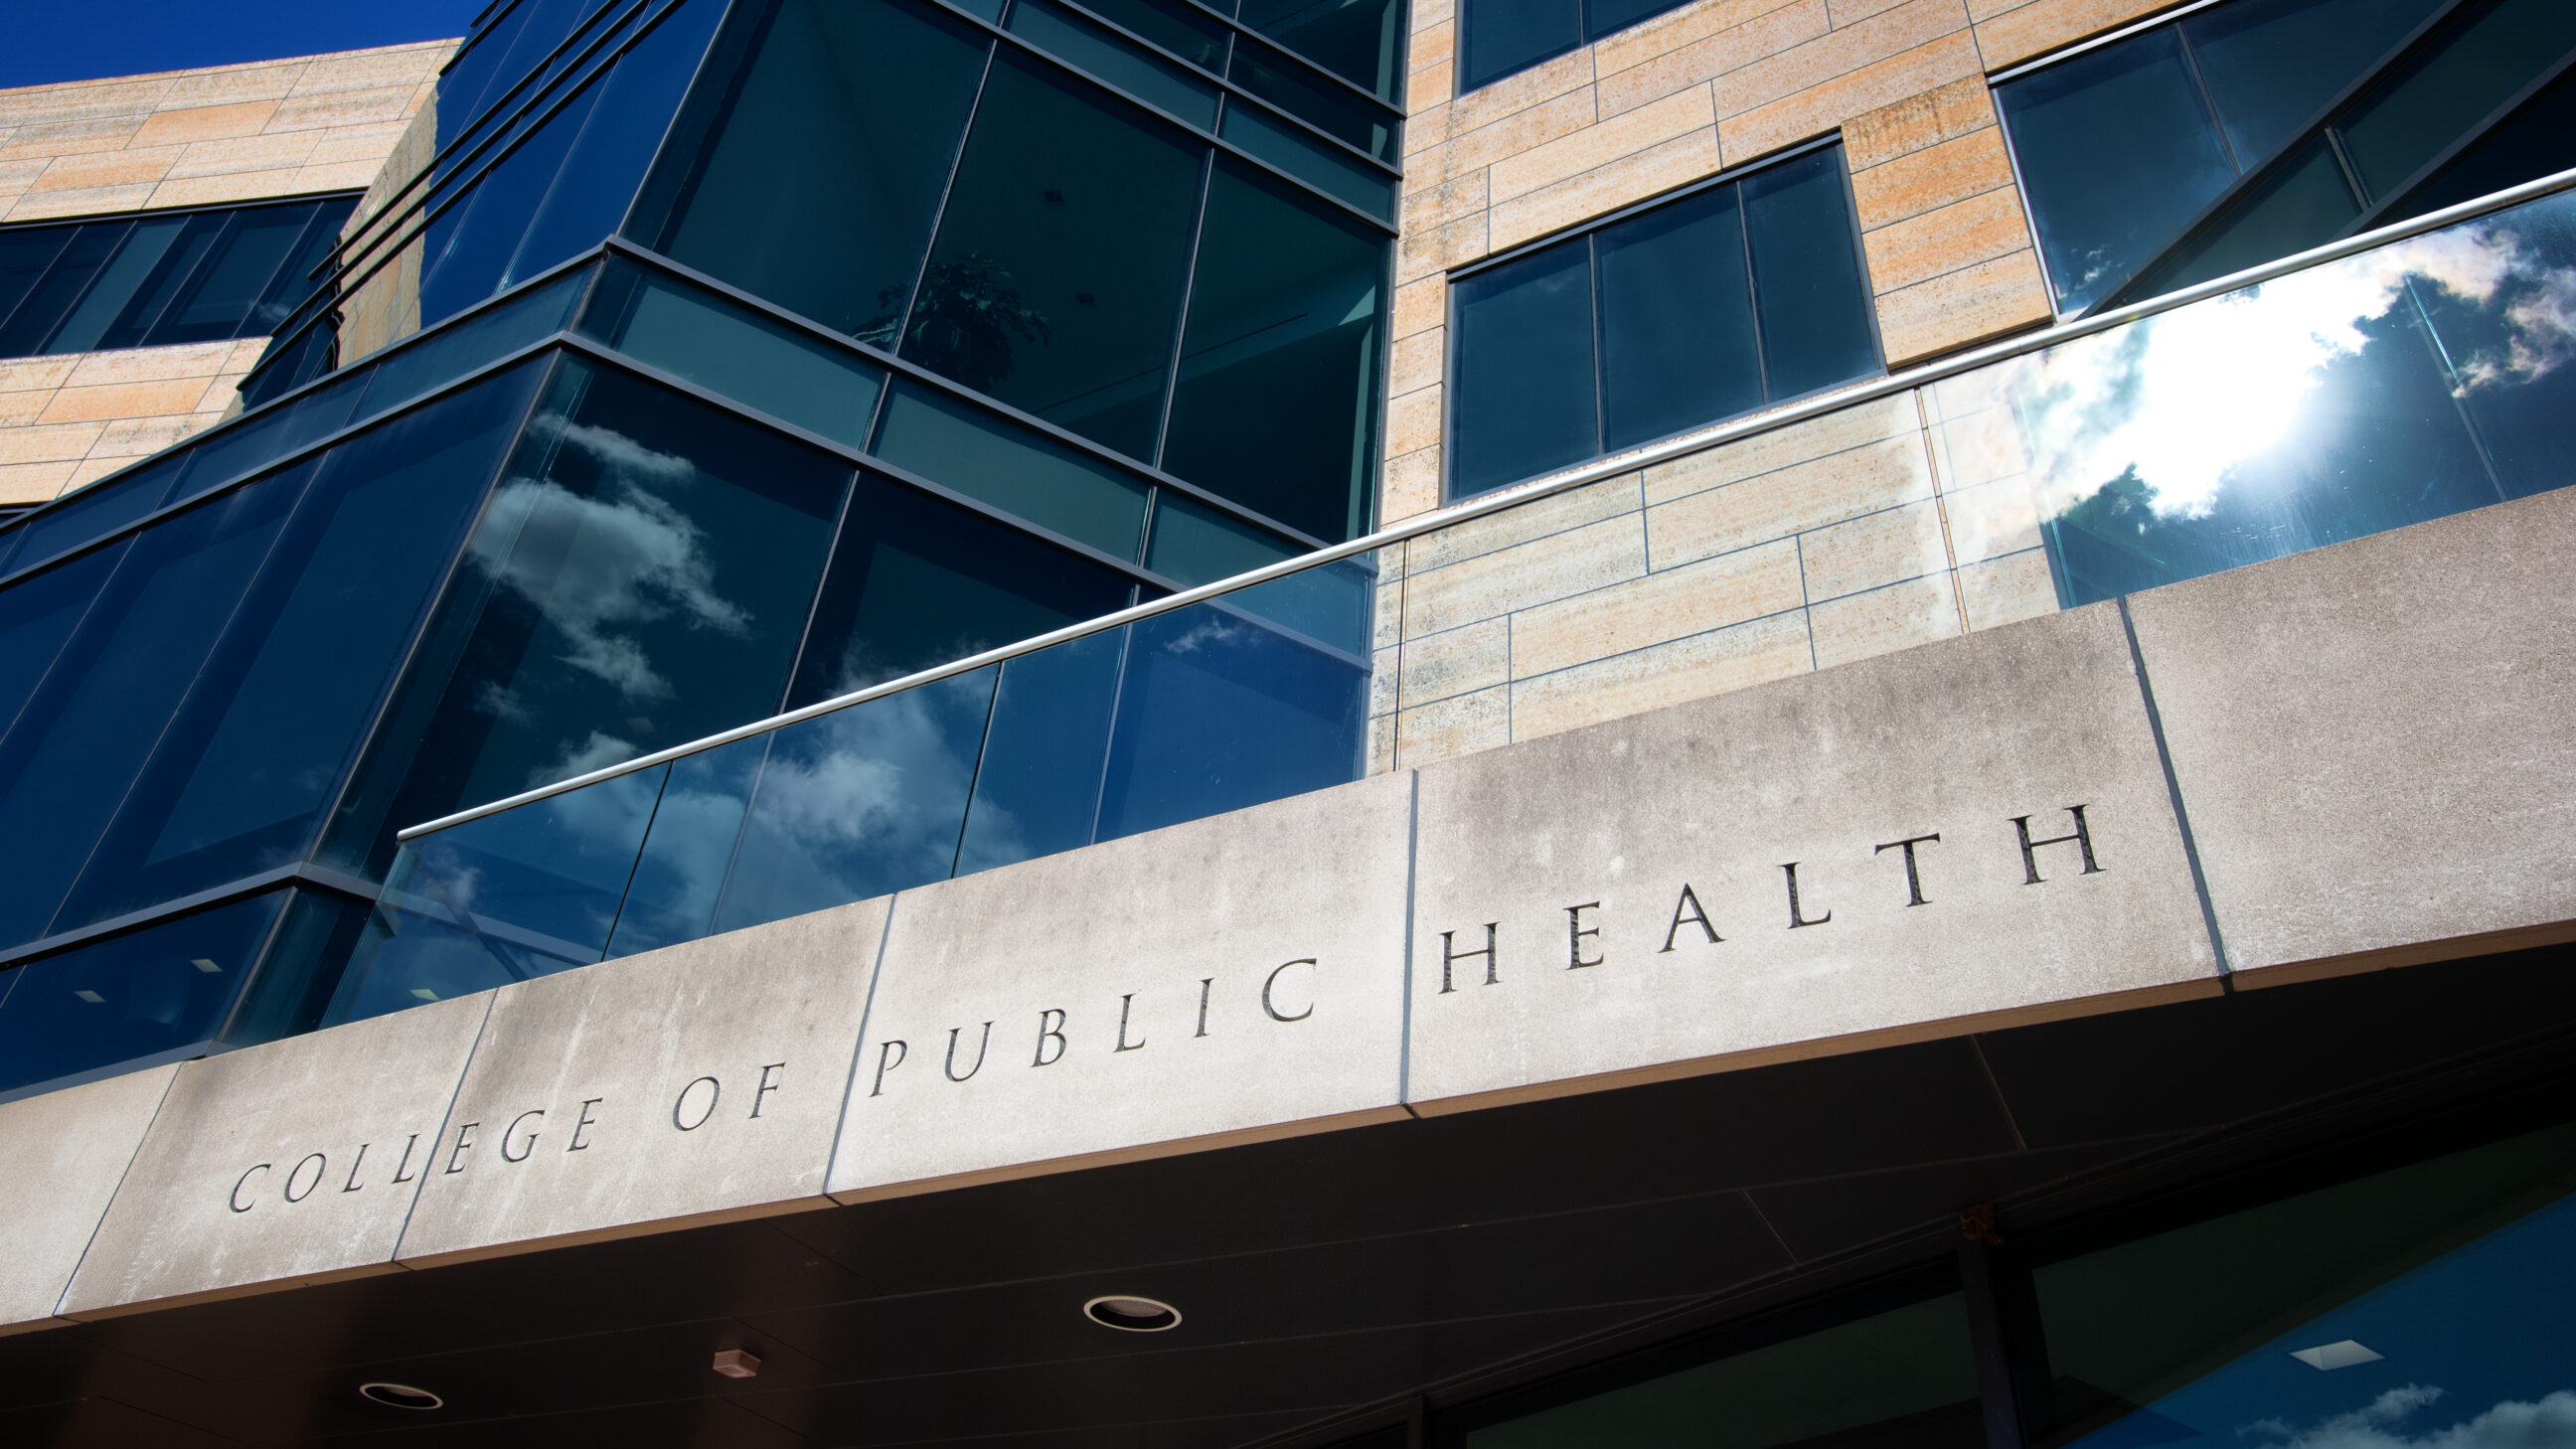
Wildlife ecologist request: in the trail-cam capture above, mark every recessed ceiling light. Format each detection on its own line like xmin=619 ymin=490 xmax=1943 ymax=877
xmin=191 ymin=958 xmax=222 ymax=974
xmin=2290 ymin=1341 xmax=2383 ymax=1370
xmin=713 ymin=1349 xmax=762 ymax=1378
xmin=358 ymin=1382 xmax=443 ymax=1410
xmin=1083 ymin=1294 xmax=1181 ymax=1332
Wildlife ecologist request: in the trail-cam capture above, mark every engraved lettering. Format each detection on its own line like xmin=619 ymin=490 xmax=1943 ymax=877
xmin=341 ymin=1143 xmax=369 ymax=1193
xmin=502 ymin=1109 xmax=546 ymax=1163
xmin=673 ymin=1076 xmax=721 ymax=1131
xmin=1565 ymin=902 xmax=1604 ymax=969
xmin=283 ymin=1153 xmax=326 ymax=1203
xmin=1874 ymin=833 xmax=1941 ymax=906
xmin=752 ymin=1062 xmax=786 ymax=1118
xmin=230 ymin=1163 xmax=270 ymax=1212
xmin=1196 ymin=977 xmax=1212 ymax=1038
xmin=870 ymin=1041 xmax=908 ymax=1096
xmin=1439 ymin=924 xmax=1499 ymax=993
xmin=945 ymin=1023 xmax=995 ymax=1081
xmin=2012 ymin=805 xmax=2102 ymax=884
xmin=568 ymin=1098 xmax=603 ymax=1151
xmin=1034 ymin=1009 xmax=1068 ymax=1066
xmin=444 ymin=1122 xmax=479 ymax=1174
xmin=1660 ymin=884 xmax=1722 ymax=952
xmin=391 ymin=1133 xmax=422 ymax=1184
xmin=1783 ymin=863 xmax=1831 ymax=928
xmin=1263 ymin=959 xmax=1318 ymax=1023
xmin=1114 ymin=994 xmax=1148 ymax=1052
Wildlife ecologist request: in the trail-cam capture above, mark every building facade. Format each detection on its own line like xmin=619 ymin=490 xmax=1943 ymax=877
xmin=0 ymin=0 xmax=2572 ymax=1444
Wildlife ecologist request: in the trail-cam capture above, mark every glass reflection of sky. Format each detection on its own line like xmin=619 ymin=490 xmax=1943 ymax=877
xmin=2072 ymin=1188 xmax=2576 ymax=1449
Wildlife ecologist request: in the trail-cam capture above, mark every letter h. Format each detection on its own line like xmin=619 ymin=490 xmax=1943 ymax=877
xmin=1439 ymin=924 xmax=1498 ymax=994
xmin=2012 ymin=804 xmax=2103 ymax=885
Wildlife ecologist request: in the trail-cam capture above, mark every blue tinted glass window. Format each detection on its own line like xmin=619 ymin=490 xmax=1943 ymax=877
xmin=1596 ymin=184 xmax=1761 ymax=450
xmin=44 ymin=215 xmax=188 ymax=354
xmin=956 ymin=627 xmax=1123 ymax=875
xmin=166 ymin=370 xmax=368 ymax=503
xmin=142 ymin=206 xmax=317 ymax=347
xmin=1216 ymin=99 xmax=1396 ymax=220
xmin=871 ymin=380 xmax=1148 ymax=558
xmin=0 ymin=198 xmax=357 ymax=361
xmin=587 ymin=261 xmax=885 ymax=452
xmin=1240 ymin=0 xmax=1403 ymax=99
xmin=1011 ymin=0 xmax=1221 ymax=127
xmin=1229 ymin=36 xmax=1397 ymax=160
xmin=353 ymin=265 xmax=585 ymax=423
xmin=603 ymin=731 xmax=766 ymax=957
xmin=0 ymin=224 xmax=124 ymax=357
xmin=1740 ymin=146 xmax=1876 ymax=400
xmin=1082 ymin=0 xmax=1229 ymax=71
xmin=1450 ymin=238 xmax=1596 ymax=499
xmin=2335 ymin=0 xmax=2576 ymax=202
xmin=0 ymin=542 xmax=120 ymax=744
xmin=418 ymin=80 xmax=603 ymax=329
xmin=6 ymin=454 xmax=189 ymax=573
xmin=0 ymin=892 xmax=287 ymax=1094
xmin=2181 ymin=0 xmax=2442 ymax=166
xmin=0 ymin=227 xmax=72 ymax=335
xmin=1460 ymin=0 xmax=1581 ymax=93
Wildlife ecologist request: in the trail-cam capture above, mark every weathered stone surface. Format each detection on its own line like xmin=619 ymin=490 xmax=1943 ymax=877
xmin=1407 ymin=600 xmax=2217 ymax=1109
xmin=829 ymin=773 xmax=1415 ymax=1201
xmin=0 ymin=1065 xmax=177 ymax=1334
xmin=395 ymin=901 xmax=888 ymax=1265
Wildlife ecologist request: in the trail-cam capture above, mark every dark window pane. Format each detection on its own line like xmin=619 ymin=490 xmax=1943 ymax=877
xmin=0 ymin=226 xmax=73 ymax=341
xmin=657 ymin=0 xmax=989 ymax=342
xmin=1080 ymin=0 xmax=1229 ymax=72
xmin=872 ymin=380 xmax=1149 ymax=558
xmin=0 ymin=543 xmax=120 ymax=744
xmin=905 ymin=54 xmax=1204 ymax=459
xmin=2382 ymin=64 xmax=2576 ymax=224
xmin=790 ymin=473 xmax=1136 ymax=703
xmin=1163 ymin=160 xmax=1382 ymax=540
xmin=2337 ymin=0 xmax=2576 ymax=201
xmin=1999 ymin=27 xmax=2237 ymax=313
xmin=1581 ymin=0 xmax=1690 ymax=44
xmin=1597 ymin=183 xmax=1762 ymax=449
xmin=1230 ymin=36 xmax=1396 ymax=159
xmin=1460 ymin=0 xmax=1582 ymax=92
xmin=329 ymin=361 xmax=850 ymax=875
xmin=2127 ymin=135 xmax=2361 ymax=301
xmin=416 ymin=81 xmax=603 ymax=329
xmin=508 ymin=0 xmax=727 ymax=287
xmin=6 ymin=455 xmax=190 ymax=574
xmin=142 ymin=208 xmax=316 ymax=346
xmin=90 ymin=213 xmax=226 ymax=352
xmin=1095 ymin=601 xmax=1363 ymax=839
xmin=222 ymin=886 xmax=373 ymax=1047
xmin=1241 ymin=0 xmax=1403 ymax=99
xmin=243 ymin=199 xmax=356 ymax=337
xmin=1216 ymin=101 xmax=1396 ymax=220
xmin=0 ymin=892 xmax=286 ymax=1095
xmin=602 ymin=732 xmax=765 ymax=957
xmin=1449 ymin=239 xmax=1598 ymax=498
xmin=711 ymin=667 xmax=995 ymax=932
xmin=1742 ymin=147 xmax=1877 ymax=399
xmin=44 ymin=215 xmax=189 ymax=355
xmin=957 ymin=626 xmax=1123 ymax=875
xmin=0 ymin=223 xmax=123 ymax=357
xmin=0 ymin=470 xmax=303 ymax=947
xmin=2417 ymin=189 xmax=2576 ymax=500
xmin=1144 ymin=495 xmax=1370 ymax=651
xmin=2182 ymin=0 xmax=2442 ymax=168
xmin=1011 ymin=0 xmax=1220 ymax=128
xmin=587 ymin=262 xmax=885 ymax=452
xmin=352 ymin=265 xmax=584 ymax=423
xmin=166 ymin=370 xmax=368 ymax=503
xmin=58 ymin=367 xmax=541 ymax=929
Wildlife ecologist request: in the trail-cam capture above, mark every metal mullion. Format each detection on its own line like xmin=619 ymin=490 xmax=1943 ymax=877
xmin=771 ymin=463 xmax=868 ymax=717
xmin=1079 ymin=618 xmax=1136 ymax=848
xmin=2168 ymin=22 xmax=2241 ymax=176
xmin=1152 ymin=149 xmax=1221 ymax=469
xmin=0 ymin=863 xmax=382 ymax=974
xmin=942 ymin=666 xmax=1008 ymax=879
xmin=892 ymin=39 xmax=1003 ymax=354
xmin=1048 ymin=0 xmax=1400 ymax=171
xmin=1831 ymin=144 xmax=1889 ymax=375
xmin=1217 ymin=83 xmax=1403 ymax=178
xmin=1452 ymin=132 xmax=1845 ymax=280
xmin=591 ymin=761 xmax=676 ymax=964
xmin=613 ymin=0 xmax=748 ymax=244
xmin=1587 ymin=233 xmax=1607 ymax=458
xmin=0 ymin=228 xmax=75 ymax=346
xmin=440 ymin=0 xmax=654 ymax=196
xmin=1736 ymin=179 xmax=1771 ymax=404
xmin=1987 ymin=0 xmax=2234 ymax=84
xmin=1210 ymin=0 xmax=1399 ymax=111
xmin=2343 ymin=46 xmax=2576 ymax=236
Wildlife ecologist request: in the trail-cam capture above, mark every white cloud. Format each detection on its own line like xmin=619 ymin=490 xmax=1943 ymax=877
xmin=2243 ymin=1385 xmax=2576 ymax=1449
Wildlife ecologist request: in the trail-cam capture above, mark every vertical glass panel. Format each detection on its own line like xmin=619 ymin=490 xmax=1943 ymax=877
xmin=1242 ymin=0 xmax=1403 ymax=100
xmin=0 ymin=223 xmax=122 ymax=357
xmin=1998 ymin=28 xmax=2238 ymax=314
xmin=507 ymin=0 xmax=728 ymax=287
xmin=1228 ymin=37 xmax=1396 ymax=159
xmin=871 ymin=380 xmax=1149 ymax=558
xmin=2030 ymin=1116 xmax=2576 ymax=1449
xmin=222 ymin=887 xmax=373 ymax=1047
xmin=353 ymin=266 xmax=585 ymax=422
xmin=1163 ymin=160 xmax=1382 ymax=541
xmin=141 ymin=207 xmax=317 ymax=346
xmin=0 ymin=892 xmax=286 ymax=1095
xmin=1460 ymin=1278 xmax=1979 ymax=1449
xmin=1011 ymin=0 xmax=1221 ymax=128
xmin=602 ymin=731 xmax=766 ymax=958
xmin=1743 ymin=147 xmax=1877 ymax=400
xmin=244 ymin=199 xmax=357 ymax=338
xmin=2338 ymin=0 xmax=2576 ymax=202
xmin=1460 ymin=0 xmax=1581 ymax=93
xmin=789 ymin=473 xmax=1137 ymax=703
xmin=438 ymin=0 xmax=542 ymax=153
xmin=1449 ymin=238 xmax=1597 ymax=499
xmin=43 ymin=215 xmax=187 ymax=355
xmin=1081 ymin=0 xmax=1229 ymax=72
xmin=166 ymin=370 xmax=368 ymax=503
xmin=1597 ymin=183 xmax=1763 ymax=449
xmin=1094 ymin=600 xmax=1363 ymax=840
xmin=2181 ymin=0 xmax=2442 ymax=168
xmin=5 ymin=454 xmax=190 ymax=573
xmin=0 ymin=226 xmax=73 ymax=343
xmin=89 ymin=212 xmax=227 ymax=353
xmin=908 ymin=55 xmax=1206 ymax=459
xmin=2412 ymin=190 xmax=2576 ymax=500
xmin=58 ymin=367 xmax=543 ymax=930
xmin=333 ymin=763 xmax=668 ymax=1023
xmin=0 ymin=542 xmax=121 ymax=743
xmin=1216 ymin=101 xmax=1396 ymax=221
xmin=586 ymin=263 xmax=885 ymax=451
xmin=656 ymin=0 xmax=990 ymax=341
xmin=956 ymin=627 xmax=1122 ymax=875
xmin=417 ymin=81 xmax=603 ymax=329
xmin=2126 ymin=135 xmax=2362 ymax=303
xmin=0 ymin=470 xmax=302 ymax=947
xmin=330 ymin=361 xmax=850 ymax=875
xmin=711 ymin=666 xmax=996 ymax=932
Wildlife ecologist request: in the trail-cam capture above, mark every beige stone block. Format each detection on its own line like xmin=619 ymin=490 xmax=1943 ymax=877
xmin=1829 ymin=0 xmax=1919 ymax=22
xmin=64 ymin=454 xmax=136 ymax=490
xmin=1718 ymin=31 xmax=1985 ymax=163
xmin=1383 ymin=445 xmax=1444 ymax=522
xmin=300 ymin=118 xmax=413 ymax=166
xmin=1405 ymin=515 xmax=1648 ymax=636
xmin=1397 ymin=211 xmax=1489 ymax=282
xmin=1592 ymin=0 xmax=1814 ymax=80
xmin=1927 ymin=400 xmax=2027 ymax=491
xmin=1397 ymin=684 xmax=1511 ymax=765
xmin=145 ymin=169 xmax=308 ymax=208
xmin=0 ymin=1065 xmax=180 ymax=1334
xmin=1490 ymin=129 xmax=1724 ymax=251
xmin=0 ymin=115 xmax=145 ymax=159
xmin=89 ymin=413 xmax=206 ymax=459
xmin=167 ymin=130 xmax=320 ymax=180
xmin=1801 ymin=496 xmax=1951 ymax=602
xmin=0 ymin=155 xmax=45 ymax=191
xmin=160 ymin=63 xmax=308 ymax=109
xmin=1392 ymin=274 xmax=1447 ymax=340
xmin=1490 ymin=83 xmax=1714 ymax=203
xmin=1808 ymin=568 xmax=1963 ymax=667
xmin=1874 ymin=246 xmax=2053 ymax=365
xmin=1514 ymin=538 xmax=1804 ymax=676
xmin=0 ymin=459 xmax=80 ymax=504
xmin=63 ymin=341 xmax=237 ymax=387
xmin=39 ymin=379 xmax=209 ymax=423
xmin=1447 ymin=49 xmax=1596 ymax=136
xmin=1974 ymin=0 xmax=2171 ymax=70
xmin=268 ymin=84 xmax=423 ymax=134
xmin=1414 ymin=0 xmax=1457 ymax=33
xmin=1704 ymin=0 xmax=1968 ymax=123
xmin=1411 ymin=469 xmax=1643 ymax=570
xmin=0 ymin=421 xmax=107 ymax=465
xmin=1852 ymin=125 xmax=2012 ymax=231
xmin=1861 ymin=184 xmax=2032 ymax=293
xmin=225 ymin=337 xmax=272 ymax=372
xmin=29 ymin=144 xmax=184 ymax=192
xmin=1941 ymin=474 xmax=2042 ymax=564
xmin=1369 ymin=643 xmax=1400 ymax=717
xmin=1390 ymin=326 xmax=1447 ymax=398
xmin=1595 ymin=0 xmax=1830 ymax=122
xmin=1959 ymin=547 xmax=2056 ymax=631
xmin=1643 ymin=393 xmax=1920 ymax=506
xmin=1400 ymin=615 xmax=1512 ymax=709
xmin=1843 ymin=73 xmax=1996 ymax=169
xmin=286 ymin=159 xmax=396 ymax=193
xmin=1649 ymin=436 xmax=1934 ymax=565
xmin=1413 ymin=18 xmax=1457 ymax=75
xmin=1402 ymin=170 xmax=1488 ymax=233
xmin=130 ymin=99 xmax=281 ymax=147
xmin=0 ymin=356 xmax=80 ymax=393
xmin=291 ymin=45 xmax=451 ymax=97
xmin=1368 ymin=709 xmax=1398 ymax=774
xmin=0 ymin=392 xmax=48 ymax=427
xmin=1508 ymin=608 xmax=1813 ymax=741
xmin=0 ymin=79 xmax=175 ymax=128
xmin=1412 ymin=89 xmax=1597 ymax=185
xmin=6 ymin=182 xmax=158 ymax=220
xmin=1385 ymin=383 xmax=1445 ymax=459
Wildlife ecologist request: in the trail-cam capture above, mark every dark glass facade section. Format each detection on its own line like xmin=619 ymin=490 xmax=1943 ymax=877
xmin=0 ymin=197 xmax=357 ymax=361
xmin=0 ymin=892 xmax=289 ymax=1095
xmin=1449 ymin=145 xmax=1878 ymax=499
xmin=1459 ymin=0 xmax=1687 ymax=94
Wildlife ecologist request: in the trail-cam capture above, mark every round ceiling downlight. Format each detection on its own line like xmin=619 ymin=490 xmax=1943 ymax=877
xmin=1083 ymin=1294 xmax=1182 ymax=1332
xmin=358 ymin=1382 xmax=443 ymax=1411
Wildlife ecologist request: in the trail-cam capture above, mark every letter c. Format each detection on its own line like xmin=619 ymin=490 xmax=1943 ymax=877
xmin=1262 ymin=959 xmax=1318 ymax=1023
xmin=230 ymin=1163 xmax=271 ymax=1213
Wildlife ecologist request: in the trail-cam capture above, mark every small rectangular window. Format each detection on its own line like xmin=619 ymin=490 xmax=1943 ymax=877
xmin=1459 ymin=0 xmax=1697 ymax=95
xmin=0 ymin=196 xmax=360 ymax=362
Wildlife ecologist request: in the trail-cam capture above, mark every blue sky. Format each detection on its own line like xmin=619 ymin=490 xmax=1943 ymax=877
xmin=1 ymin=0 xmax=488 ymax=90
